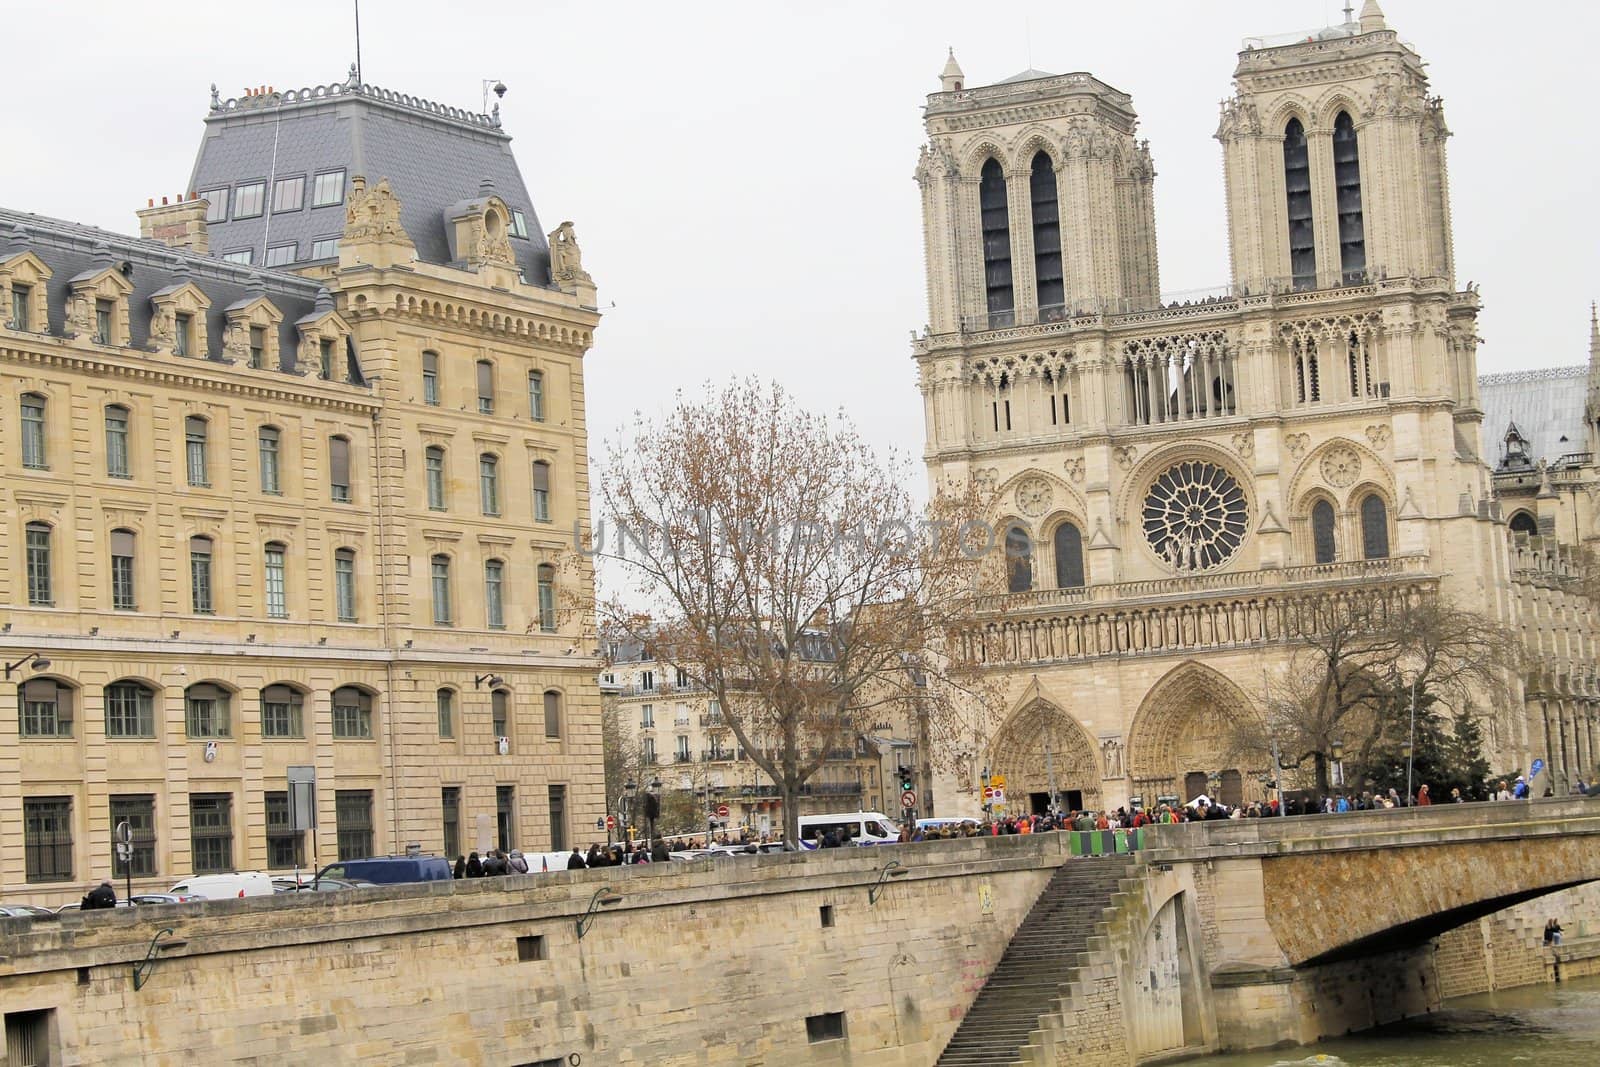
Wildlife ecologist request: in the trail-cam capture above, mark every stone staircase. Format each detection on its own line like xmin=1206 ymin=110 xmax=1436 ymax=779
xmin=936 ymin=855 xmax=1139 ymax=1067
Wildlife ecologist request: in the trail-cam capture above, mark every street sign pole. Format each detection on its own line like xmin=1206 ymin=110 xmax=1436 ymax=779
xmin=115 ymin=819 xmax=133 ymax=903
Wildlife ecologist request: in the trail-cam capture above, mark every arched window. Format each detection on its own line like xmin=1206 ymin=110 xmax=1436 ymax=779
xmin=334 ymin=547 xmax=357 ymax=622
xmin=543 ymin=689 xmax=563 ymax=739
xmin=1030 ymin=151 xmax=1063 ymax=316
xmin=484 ymin=558 xmax=505 ymax=628
xmin=104 ymin=680 xmax=156 ymax=738
xmin=532 ymin=460 xmax=552 ymax=522
xmin=479 ymin=453 xmax=500 ymax=516
xmin=184 ymin=415 xmax=210 ymax=487
xmin=1332 ymin=111 xmax=1365 ymax=283
xmin=329 ymin=435 xmax=352 ymax=502
xmin=331 ymin=685 xmax=374 ymax=739
xmin=110 ymin=528 xmax=137 ymax=611
xmin=537 ymin=563 xmax=557 ymax=632
xmin=1509 ymin=510 xmax=1538 ymax=536
xmin=1004 ymin=526 xmax=1033 ymax=593
xmin=20 ymin=392 xmax=47 ymax=469
xmin=979 ymin=158 xmax=1014 ymax=325
xmin=431 ymin=554 xmax=453 ymax=625
xmin=425 ymin=445 xmax=447 ymax=510
xmin=1052 ymin=523 xmax=1084 ymax=589
xmin=1283 ymin=118 xmax=1315 ymax=289
xmin=264 ymin=541 xmax=288 ymax=618
xmin=190 ymin=535 xmax=215 ymax=614
xmin=492 ymin=689 xmax=510 ymax=739
xmin=258 ymin=426 xmax=281 ymax=494
xmin=436 ymin=688 xmax=455 ymax=738
xmin=1311 ymin=500 xmax=1337 ymax=564
xmin=260 ymin=683 xmax=305 ymax=738
xmin=1360 ymin=494 xmax=1390 ymax=559
xmin=19 ymin=678 xmax=74 ymax=738
xmin=185 ymin=682 xmax=231 ymax=738
xmin=25 ymin=521 xmax=53 ymax=606
xmin=104 ymin=404 xmax=131 ymax=478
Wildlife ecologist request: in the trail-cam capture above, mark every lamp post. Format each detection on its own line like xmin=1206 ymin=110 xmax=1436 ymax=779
xmin=645 ymin=776 xmax=662 ymax=848
xmin=3 ymin=652 xmax=51 ymax=680
xmin=1330 ymin=738 xmax=1346 ymax=791
xmin=1406 ymin=676 xmax=1418 ymax=805
xmin=622 ymin=780 xmax=636 ymax=852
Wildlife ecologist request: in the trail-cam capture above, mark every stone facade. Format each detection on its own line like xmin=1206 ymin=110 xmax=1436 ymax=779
xmin=0 ymin=81 xmax=604 ymax=906
xmin=913 ymin=3 xmax=1599 ymax=817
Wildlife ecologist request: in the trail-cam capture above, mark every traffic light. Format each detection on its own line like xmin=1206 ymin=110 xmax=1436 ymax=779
xmin=898 ymin=766 xmax=913 ymax=794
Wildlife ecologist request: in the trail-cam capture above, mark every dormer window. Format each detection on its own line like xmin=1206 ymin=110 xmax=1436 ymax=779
xmin=226 ymin=295 xmax=282 ymax=370
xmin=312 ymin=170 xmax=346 ymax=208
xmin=202 ymin=191 xmax=228 ymax=223
xmin=234 ymin=181 xmax=266 ymax=219
xmin=249 ymin=326 xmax=266 ymax=368
xmin=266 ymin=244 xmax=296 ymax=268
xmin=272 ymin=175 xmax=305 ymax=213
xmin=319 ymin=338 xmax=334 ymax=380
xmin=510 ymin=210 xmax=529 ymax=238
xmin=10 ymin=283 xmax=32 ymax=331
xmin=174 ymin=312 xmax=194 ymax=357
xmin=311 ymin=237 xmax=339 ymax=260
xmin=95 ymin=300 xmax=114 ymax=343
xmin=150 ymin=280 xmax=211 ymax=359
xmin=222 ymin=250 xmax=253 ymax=265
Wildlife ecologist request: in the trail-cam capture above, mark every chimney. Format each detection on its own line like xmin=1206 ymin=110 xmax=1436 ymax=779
xmin=136 ymin=196 xmax=211 ymax=254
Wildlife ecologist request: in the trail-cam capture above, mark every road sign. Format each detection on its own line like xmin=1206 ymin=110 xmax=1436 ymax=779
xmin=595 ymin=817 xmax=605 ymax=830
xmin=716 ymin=804 xmax=730 ymax=818
xmin=982 ymin=786 xmax=995 ymax=801
xmin=989 ymin=774 xmax=1006 ymax=789
xmin=605 ymin=814 xmax=616 ymax=829
xmin=991 ymin=787 xmax=1006 ymax=804
xmin=115 ymin=819 xmax=132 ymax=846
xmin=901 ymin=790 xmax=918 ymax=809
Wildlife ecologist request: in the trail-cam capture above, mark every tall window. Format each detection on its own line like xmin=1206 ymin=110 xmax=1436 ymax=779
xmin=19 ymin=678 xmax=73 ymax=738
xmin=1312 ymin=500 xmax=1337 ymax=565
xmin=1360 ymin=494 xmax=1390 ymax=560
xmin=979 ymin=158 xmax=1014 ymax=325
xmin=479 ymin=453 xmax=500 ymax=515
xmin=174 ymin=312 xmax=194 ymax=357
xmin=190 ymin=535 xmax=214 ymax=614
xmin=260 ymin=684 xmax=304 ymax=738
xmin=95 ymin=299 xmax=115 ymax=344
xmin=492 ymin=689 xmax=510 ymax=739
xmin=476 ymin=359 xmax=495 ymax=414
xmin=249 ymin=326 xmax=266 ymax=369
xmin=25 ymin=521 xmax=52 ymax=606
xmin=21 ymin=392 xmax=47 ymax=468
xmin=259 ymin=426 xmax=281 ymax=493
xmin=105 ymin=405 xmax=131 ymax=478
xmin=425 ymin=446 xmax=447 ymax=510
xmin=335 ymin=548 xmax=357 ymax=621
xmin=537 ymin=563 xmax=556 ymax=632
xmin=640 ymin=703 xmax=654 ymax=728
xmin=642 ymin=737 xmax=656 ymax=764
xmin=485 ymin=559 xmax=505 ymax=628
xmin=110 ymin=528 xmax=137 ymax=611
xmin=104 ymin=681 xmax=156 ymax=739
xmin=543 ymin=689 xmax=562 ymax=740
xmin=109 ymin=795 xmax=157 ymax=877
xmin=1284 ymin=118 xmax=1316 ymax=289
xmin=335 ymin=790 xmax=374 ymax=860
xmin=441 ymin=787 xmax=461 ymax=858
xmin=421 ymin=351 xmax=440 ymax=405
xmin=185 ymin=683 xmax=231 ymax=738
xmin=431 ymin=554 xmax=453 ymax=625
xmin=1332 ymin=111 xmax=1365 ymax=283
xmin=332 ymin=686 xmax=373 ymax=739
xmin=23 ymin=797 xmax=73 ymax=882
xmin=532 ymin=460 xmax=551 ymax=522
xmin=329 ymin=435 xmax=352 ymax=502
xmin=265 ymin=792 xmax=303 ymax=869
xmin=11 ymin=283 xmax=33 ymax=331
xmin=528 ymin=370 xmax=545 ymax=421
xmin=1053 ymin=523 xmax=1084 ymax=589
xmin=185 ymin=416 xmax=209 ymax=487
xmin=189 ymin=794 xmax=233 ymax=874
xmin=1030 ymin=151 xmax=1064 ymax=314
xmin=318 ymin=338 xmax=334 ymax=381
xmin=1004 ymin=526 xmax=1033 ymax=593
xmin=264 ymin=542 xmax=288 ymax=618
xmin=436 ymin=688 xmax=455 ymax=738
xmin=496 ymin=785 xmax=515 ymax=852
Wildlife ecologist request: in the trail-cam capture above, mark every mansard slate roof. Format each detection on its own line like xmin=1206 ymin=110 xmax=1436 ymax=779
xmin=0 ymin=206 xmax=355 ymax=381
xmin=1478 ymin=366 xmax=1588 ymax=468
xmin=189 ymin=77 xmax=551 ymax=283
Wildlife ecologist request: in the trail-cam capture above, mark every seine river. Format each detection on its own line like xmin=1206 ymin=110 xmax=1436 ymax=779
xmin=1186 ymin=974 xmax=1600 ymax=1066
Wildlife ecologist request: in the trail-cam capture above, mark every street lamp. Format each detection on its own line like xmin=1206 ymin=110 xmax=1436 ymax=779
xmin=1406 ymin=677 xmax=1418 ymax=806
xmin=575 ymin=887 xmax=622 ymax=940
xmin=3 ymin=652 xmax=51 ymax=680
xmin=1330 ymin=738 xmax=1346 ymax=790
xmin=622 ymin=781 xmax=637 ymax=851
xmin=645 ymin=777 xmax=662 ymax=846
xmin=472 ymin=673 xmax=505 ymax=690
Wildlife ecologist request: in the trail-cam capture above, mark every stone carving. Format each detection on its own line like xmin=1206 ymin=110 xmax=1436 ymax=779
xmin=1365 ymin=425 xmax=1392 ymax=450
xmin=549 ymin=221 xmax=591 ymax=286
xmin=1230 ymin=431 xmax=1254 ymax=460
xmin=1113 ymin=445 xmax=1137 ymax=471
xmin=1101 ymin=737 xmax=1125 ymax=780
xmin=1320 ymin=446 xmax=1362 ymax=488
xmin=1285 ymin=433 xmax=1310 ymax=459
xmin=973 ymin=468 xmax=998 ymax=493
xmin=1064 ymin=457 xmax=1085 ymax=484
xmin=475 ymin=211 xmax=515 ymax=268
xmin=343 ymin=176 xmax=407 ymax=243
xmin=1015 ymin=476 xmax=1052 ymax=518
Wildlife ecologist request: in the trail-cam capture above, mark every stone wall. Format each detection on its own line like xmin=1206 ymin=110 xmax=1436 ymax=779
xmin=0 ymin=837 xmax=1067 ymax=1066
xmin=1434 ymin=881 xmax=1600 ymax=998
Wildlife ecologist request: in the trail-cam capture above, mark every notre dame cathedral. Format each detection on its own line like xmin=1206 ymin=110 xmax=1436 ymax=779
xmin=914 ymin=1 xmax=1599 ymax=813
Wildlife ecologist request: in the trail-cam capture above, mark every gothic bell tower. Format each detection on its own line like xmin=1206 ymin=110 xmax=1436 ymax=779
xmin=1216 ymin=1 xmax=1455 ymax=293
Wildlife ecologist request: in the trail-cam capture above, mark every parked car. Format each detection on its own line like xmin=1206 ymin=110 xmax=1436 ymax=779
xmin=304 ymin=877 xmax=380 ymax=893
xmin=312 ymin=855 xmax=451 ymax=888
xmin=0 ymin=904 xmax=58 ymax=919
xmin=129 ymin=893 xmax=206 ymax=905
xmin=55 ymin=900 xmax=133 ymax=913
xmin=168 ymin=872 xmax=277 ymax=899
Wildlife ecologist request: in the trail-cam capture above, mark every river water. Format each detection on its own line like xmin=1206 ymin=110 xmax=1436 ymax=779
xmin=1185 ymin=974 xmax=1600 ymax=1066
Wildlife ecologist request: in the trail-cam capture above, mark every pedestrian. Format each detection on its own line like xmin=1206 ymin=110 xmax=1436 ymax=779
xmin=1544 ymin=918 xmax=1563 ymax=946
xmin=465 ymin=851 xmax=484 ymax=877
xmin=1495 ymin=780 xmax=1512 ymax=801
xmin=81 ymin=880 xmax=118 ymax=910
xmin=1449 ymin=787 xmax=1464 ymax=803
xmin=507 ymin=849 xmax=530 ymax=874
xmin=567 ymin=847 xmax=587 ymax=870
xmin=586 ymin=843 xmax=604 ymax=868
xmin=1513 ymin=776 xmax=1529 ymax=799
xmin=1416 ymin=784 xmax=1432 ymax=806
xmin=650 ymin=838 xmax=670 ymax=863
xmin=453 ymin=855 xmax=466 ymax=879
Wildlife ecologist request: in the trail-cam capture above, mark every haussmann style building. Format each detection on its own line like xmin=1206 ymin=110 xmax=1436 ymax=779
xmin=0 ymin=71 xmax=605 ymax=903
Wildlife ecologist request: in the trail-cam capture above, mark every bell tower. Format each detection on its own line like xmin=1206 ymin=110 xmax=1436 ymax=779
xmin=1216 ymin=1 xmax=1455 ymax=292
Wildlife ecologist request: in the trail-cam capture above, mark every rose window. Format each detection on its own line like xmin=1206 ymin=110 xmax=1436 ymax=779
xmin=1141 ymin=460 xmax=1248 ymax=572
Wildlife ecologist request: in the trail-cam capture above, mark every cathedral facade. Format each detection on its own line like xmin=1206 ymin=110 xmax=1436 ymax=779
xmin=913 ymin=2 xmax=1598 ymax=814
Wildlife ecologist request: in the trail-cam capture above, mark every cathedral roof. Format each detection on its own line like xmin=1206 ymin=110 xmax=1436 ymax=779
xmin=1478 ymin=366 xmax=1588 ymax=469
xmin=996 ymin=68 xmax=1057 ymax=85
xmin=188 ymin=75 xmax=551 ymax=283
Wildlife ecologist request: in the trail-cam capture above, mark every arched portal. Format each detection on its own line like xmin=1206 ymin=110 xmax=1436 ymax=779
xmin=1127 ymin=663 xmax=1263 ymax=806
xmin=988 ymin=698 xmax=1102 ymax=813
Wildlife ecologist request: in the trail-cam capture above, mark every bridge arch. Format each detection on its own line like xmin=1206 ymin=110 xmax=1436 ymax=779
xmin=988 ymin=695 xmax=1102 ymax=812
xmin=1127 ymin=661 xmax=1262 ymax=806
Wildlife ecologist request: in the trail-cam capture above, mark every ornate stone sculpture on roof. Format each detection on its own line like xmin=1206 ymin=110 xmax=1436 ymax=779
xmin=549 ymin=222 xmax=590 ymax=287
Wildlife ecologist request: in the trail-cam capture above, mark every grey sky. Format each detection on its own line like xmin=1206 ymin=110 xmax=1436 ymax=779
xmin=6 ymin=0 xmax=1596 ymax=478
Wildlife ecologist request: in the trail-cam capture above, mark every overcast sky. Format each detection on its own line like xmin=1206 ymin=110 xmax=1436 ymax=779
xmin=6 ymin=1 xmax=1596 ymax=473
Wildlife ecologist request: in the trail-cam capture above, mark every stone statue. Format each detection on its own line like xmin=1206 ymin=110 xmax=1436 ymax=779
xmin=549 ymin=221 xmax=591 ymax=285
xmin=1101 ymin=738 xmax=1124 ymax=780
xmin=343 ymin=176 xmax=407 ymax=243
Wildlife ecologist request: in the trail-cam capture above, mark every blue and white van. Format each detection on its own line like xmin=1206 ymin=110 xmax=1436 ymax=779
xmin=797 ymin=811 xmax=900 ymax=849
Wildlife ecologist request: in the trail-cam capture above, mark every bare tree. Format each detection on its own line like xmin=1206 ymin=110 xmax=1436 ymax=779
xmin=599 ymin=695 xmax=650 ymax=838
xmin=597 ymin=379 xmax=1000 ymax=844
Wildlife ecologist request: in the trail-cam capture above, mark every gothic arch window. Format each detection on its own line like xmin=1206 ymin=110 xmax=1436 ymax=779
xmin=1311 ymin=499 xmax=1337 ymax=564
xmin=1283 ymin=118 xmax=1315 ymax=289
xmin=1509 ymin=510 xmax=1538 ymax=536
xmin=1292 ymin=336 xmax=1321 ymax=404
xmin=1053 ymin=522 xmax=1084 ymax=589
xmin=1360 ymin=493 xmax=1390 ymax=560
xmin=1004 ymin=525 xmax=1033 ymax=593
xmin=1332 ymin=111 xmax=1365 ymax=283
xmin=979 ymin=158 xmax=1014 ymax=326
xmin=1029 ymin=152 xmax=1064 ymax=316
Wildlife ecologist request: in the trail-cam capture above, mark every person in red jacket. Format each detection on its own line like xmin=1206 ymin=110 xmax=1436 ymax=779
xmin=1416 ymin=784 xmax=1432 ymax=806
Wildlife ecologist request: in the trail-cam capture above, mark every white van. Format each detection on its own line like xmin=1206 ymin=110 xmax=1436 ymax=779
xmin=169 ymin=872 xmax=277 ymax=899
xmin=797 ymin=811 xmax=899 ymax=850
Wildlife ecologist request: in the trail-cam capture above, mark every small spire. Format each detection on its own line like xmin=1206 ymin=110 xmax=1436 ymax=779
xmin=313 ymin=286 xmax=335 ymax=315
xmin=940 ymin=48 xmax=965 ymax=92
xmin=1359 ymin=0 xmax=1386 ymax=32
xmin=1589 ymin=301 xmax=1599 ymax=369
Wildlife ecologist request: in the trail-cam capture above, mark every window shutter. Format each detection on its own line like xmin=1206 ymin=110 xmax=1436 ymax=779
xmin=544 ymin=691 xmax=561 ymax=738
xmin=422 ymin=351 xmax=438 ymax=376
xmin=190 ymin=535 xmax=211 ymax=554
xmin=111 ymin=530 xmax=136 ymax=556
xmin=330 ymin=437 xmax=351 ymax=485
xmin=532 ymin=462 xmax=550 ymax=492
xmin=23 ymin=679 xmax=58 ymax=701
xmin=188 ymin=684 xmax=223 ymax=701
xmin=476 ymin=360 xmax=493 ymax=399
xmin=262 ymin=684 xmax=294 ymax=704
xmin=56 ymin=685 xmax=74 ymax=726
